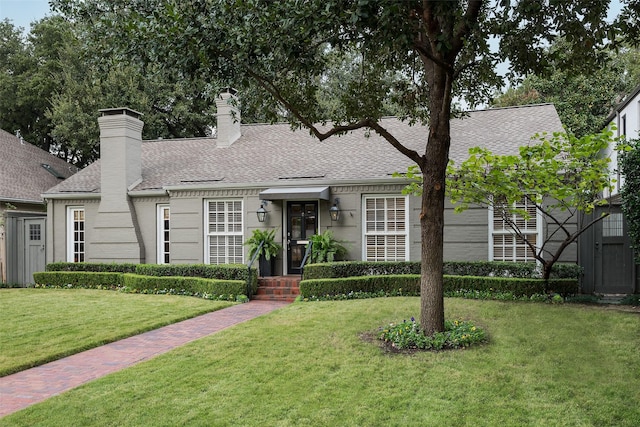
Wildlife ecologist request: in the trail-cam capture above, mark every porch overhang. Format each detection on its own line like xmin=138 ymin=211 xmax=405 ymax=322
xmin=259 ymin=186 xmax=330 ymax=201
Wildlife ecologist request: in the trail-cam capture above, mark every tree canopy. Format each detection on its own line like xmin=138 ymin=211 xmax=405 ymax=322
xmin=492 ymin=43 xmax=640 ymax=138
xmin=620 ymin=139 xmax=640 ymax=263
xmin=50 ymin=0 xmax=640 ymax=334
xmin=447 ymin=128 xmax=618 ymax=282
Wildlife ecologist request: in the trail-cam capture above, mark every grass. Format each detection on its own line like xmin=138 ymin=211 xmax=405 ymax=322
xmin=2 ymin=297 xmax=640 ymax=426
xmin=0 ymin=289 xmax=234 ymax=376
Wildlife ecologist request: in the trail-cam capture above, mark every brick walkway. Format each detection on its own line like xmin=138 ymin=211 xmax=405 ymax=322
xmin=0 ymin=300 xmax=289 ymax=418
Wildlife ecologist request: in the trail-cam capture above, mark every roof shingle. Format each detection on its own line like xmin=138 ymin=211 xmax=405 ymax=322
xmin=46 ymin=104 xmax=563 ymax=195
xmin=0 ymin=129 xmax=77 ymax=203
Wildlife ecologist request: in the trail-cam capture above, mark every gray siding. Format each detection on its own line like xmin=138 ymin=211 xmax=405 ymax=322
xmin=46 ymin=184 xmax=582 ymax=270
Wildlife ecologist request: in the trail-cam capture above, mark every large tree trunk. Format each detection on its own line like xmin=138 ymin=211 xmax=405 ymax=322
xmin=419 ymin=67 xmax=452 ymax=335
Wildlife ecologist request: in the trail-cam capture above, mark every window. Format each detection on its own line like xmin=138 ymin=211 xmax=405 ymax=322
xmin=29 ymin=223 xmax=41 ymax=241
xmin=602 ymin=213 xmax=624 ymax=237
xmin=363 ymin=196 xmax=408 ymax=261
xmin=490 ymin=197 xmax=540 ymax=262
xmin=67 ymin=207 xmax=85 ymax=263
xmin=205 ymin=200 xmax=243 ymax=264
xmin=157 ymin=205 xmax=170 ymax=264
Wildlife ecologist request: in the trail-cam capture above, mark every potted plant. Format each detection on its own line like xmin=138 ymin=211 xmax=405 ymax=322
xmin=245 ymin=228 xmax=282 ymax=276
xmin=307 ymin=230 xmax=347 ymax=263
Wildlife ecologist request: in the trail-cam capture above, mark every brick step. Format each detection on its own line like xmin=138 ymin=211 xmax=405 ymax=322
xmin=254 ymin=276 xmax=301 ymax=302
xmin=256 ymin=287 xmax=300 ymax=296
xmin=257 ymin=277 xmax=302 ymax=288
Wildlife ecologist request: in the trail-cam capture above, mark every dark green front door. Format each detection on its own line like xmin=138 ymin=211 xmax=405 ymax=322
xmin=287 ymin=201 xmax=318 ymax=275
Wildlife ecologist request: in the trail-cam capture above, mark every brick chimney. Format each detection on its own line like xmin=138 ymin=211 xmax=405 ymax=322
xmin=97 ymin=108 xmax=143 ymax=208
xmin=215 ymin=89 xmax=241 ymax=147
xmin=91 ymin=107 xmax=145 ymax=263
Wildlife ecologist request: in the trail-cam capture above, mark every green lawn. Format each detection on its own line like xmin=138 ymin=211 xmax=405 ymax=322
xmin=2 ymin=297 xmax=639 ymax=426
xmin=0 ymin=289 xmax=234 ymax=376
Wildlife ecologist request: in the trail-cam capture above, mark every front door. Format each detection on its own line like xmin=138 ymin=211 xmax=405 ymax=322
xmin=594 ymin=206 xmax=634 ymax=294
xmin=23 ymin=218 xmax=46 ymax=285
xmin=287 ymin=201 xmax=318 ymax=275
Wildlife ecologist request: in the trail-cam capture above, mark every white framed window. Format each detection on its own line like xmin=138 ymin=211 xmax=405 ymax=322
xmin=66 ymin=206 xmax=85 ymax=263
xmin=205 ymin=199 xmax=244 ymax=264
xmin=363 ymin=195 xmax=409 ymax=261
xmin=157 ymin=205 xmax=170 ymax=264
xmin=489 ymin=197 xmax=541 ymax=262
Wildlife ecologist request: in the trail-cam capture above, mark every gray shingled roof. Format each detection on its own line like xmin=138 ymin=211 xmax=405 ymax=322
xmin=0 ymin=129 xmax=76 ymax=203
xmin=46 ymin=104 xmax=563 ymax=195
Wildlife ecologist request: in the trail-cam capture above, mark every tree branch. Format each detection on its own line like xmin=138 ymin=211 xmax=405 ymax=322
xmin=451 ymin=0 xmax=484 ymax=56
xmin=245 ymin=68 xmax=423 ymax=165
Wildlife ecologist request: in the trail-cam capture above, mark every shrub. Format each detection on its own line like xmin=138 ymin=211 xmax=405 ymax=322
xmin=300 ymin=275 xmax=420 ymax=298
xmin=620 ymin=294 xmax=640 ymax=306
xmin=378 ymin=317 xmax=486 ymax=351
xmin=42 ymin=262 xmax=258 ymax=297
xmin=32 ymin=271 xmax=247 ymax=302
xmin=302 ymin=261 xmax=582 ymax=280
xmin=300 ymin=274 xmax=578 ymax=299
xmin=133 ymin=264 xmax=257 ymax=295
xmin=122 ymin=274 xmax=245 ymax=298
xmin=45 ymin=262 xmax=137 ymax=273
xmin=33 ymin=272 xmax=124 ymax=288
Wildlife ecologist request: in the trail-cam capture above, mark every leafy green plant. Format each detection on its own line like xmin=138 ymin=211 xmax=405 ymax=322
xmin=299 ymin=274 xmax=578 ymax=299
xmin=307 ymin=230 xmax=347 ymax=263
xmin=378 ymin=317 xmax=486 ymax=351
xmin=620 ymin=138 xmax=640 ymax=263
xmin=244 ymin=228 xmax=282 ymax=261
xmin=620 ymin=294 xmax=640 ymax=306
xmin=302 ymin=260 xmax=582 ymax=280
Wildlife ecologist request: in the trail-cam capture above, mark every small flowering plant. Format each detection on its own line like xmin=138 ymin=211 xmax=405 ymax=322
xmin=378 ymin=317 xmax=486 ymax=351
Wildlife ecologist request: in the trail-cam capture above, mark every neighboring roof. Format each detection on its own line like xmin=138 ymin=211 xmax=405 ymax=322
xmin=0 ymin=129 xmax=76 ymax=204
xmin=606 ymin=82 xmax=640 ymax=124
xmin=45 ymin=103 xmax=563 ymax=196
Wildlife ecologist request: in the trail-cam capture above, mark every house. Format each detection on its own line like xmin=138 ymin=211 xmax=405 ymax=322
xmin=43 ymin=91 xmax=572 ymax=278
xmin=579 ymin=83 xmax=640 ymax=295
xmin=0 ymin=129 xmax=76 ymax=285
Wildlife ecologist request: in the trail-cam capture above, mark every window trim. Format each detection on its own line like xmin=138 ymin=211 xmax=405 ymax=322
xmin=362 ymin=194 xmax=409 ymax=262
xmin=66 ymin=206 xmax=85 ymax=263
xmin=157 ymin=204 xmax=170 ymax=264
xmin=488 ymin=198 xmax=543 ymax=263
xmin=204 ymin=199 xmax=244 ymax=265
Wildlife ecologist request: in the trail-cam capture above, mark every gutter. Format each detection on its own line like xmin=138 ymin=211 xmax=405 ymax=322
xmin=0 ymin=196 xmax=46 ymax=205
xmin=162 ymin=177 xmax=411 ymax=192
xmin=41 ymin=192 xmax=101 ymax=200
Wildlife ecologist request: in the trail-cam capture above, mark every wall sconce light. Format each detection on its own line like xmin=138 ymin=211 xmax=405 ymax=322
xmin=256 ymin=201 xmax=268 ymax=223
xmin=329 ymin=198 xmax=340 ymax=221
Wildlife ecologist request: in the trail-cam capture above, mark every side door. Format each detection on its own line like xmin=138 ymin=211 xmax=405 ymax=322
xmin=594 ymin=207 xmax=634 ymax=294
xmin=23 ymin=218 xmax=46 ymax=285
xmin=286 ymin=202 xmax=318 ymax=275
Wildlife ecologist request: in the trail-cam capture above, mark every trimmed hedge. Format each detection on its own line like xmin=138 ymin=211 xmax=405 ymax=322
xmin=32 ymin=271 xmax=246 ymax=298
xmin=122 ymin=274 xmax=246 ymax=297
xmin=33 ymin=272 xmax=124 ymax=288
xmin=299 ymin=274 xmax=578 ymax=298
xmin=46 ymin=262 xmax=138 ymax=273
xmin=303 ymin=261 xmax=582 ymax=280
xmin=43 ymin=262 xmax=258 ymax=296
xmin=134 ymin=264 xmax=257 ymax=296
xmin=300 ymin=275 xmax=420 ymax=297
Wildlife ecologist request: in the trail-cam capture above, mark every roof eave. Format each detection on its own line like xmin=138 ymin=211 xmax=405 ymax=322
xmin=162 ymin=177 xmax=410 ymax=193
xmin=42 ymin=192 xmax=102 ymax=200
xmin=0 ymin=196 xmax=44 ymax=205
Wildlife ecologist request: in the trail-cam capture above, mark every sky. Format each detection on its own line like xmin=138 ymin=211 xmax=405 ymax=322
xmin=0 ymin=0 xmax=52 ymax=31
